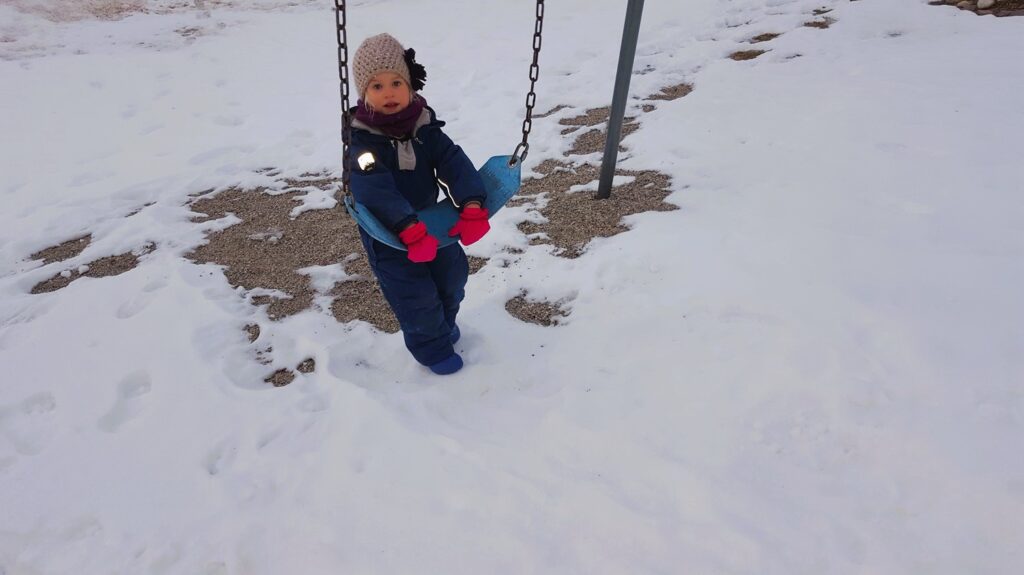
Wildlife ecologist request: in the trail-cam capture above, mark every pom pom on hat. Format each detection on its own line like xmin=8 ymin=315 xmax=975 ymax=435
xmin=404 ymin=48 xmax=427 ymax=92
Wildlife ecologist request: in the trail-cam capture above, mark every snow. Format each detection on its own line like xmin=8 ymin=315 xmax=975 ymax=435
xmin=2 ymin=0 xmax=1023 ymax=572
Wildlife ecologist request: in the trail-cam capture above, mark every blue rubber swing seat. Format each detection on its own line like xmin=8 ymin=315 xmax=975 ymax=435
xmin=343 ymin=155 xmax=522 ymax=251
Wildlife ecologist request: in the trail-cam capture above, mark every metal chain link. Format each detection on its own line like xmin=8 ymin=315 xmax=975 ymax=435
xmin=333 ymin=0 xmax=352 ymax=198
xmin=511 ymin=0 xmax=545 ymax=167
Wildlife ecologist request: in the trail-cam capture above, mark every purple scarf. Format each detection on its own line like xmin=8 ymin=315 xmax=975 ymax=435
xmin=354 ymin=96 xmax=427 ymax=139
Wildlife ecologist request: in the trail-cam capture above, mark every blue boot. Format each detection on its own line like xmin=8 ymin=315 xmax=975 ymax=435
xmin=450 ymin=324 xmax=461 ymax=344
xmin=428 ymin=353 xmax=463 ymax=375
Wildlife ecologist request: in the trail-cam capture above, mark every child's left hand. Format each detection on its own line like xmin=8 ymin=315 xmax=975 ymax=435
xmin=448 ymin=205 xmax=490 ymax=246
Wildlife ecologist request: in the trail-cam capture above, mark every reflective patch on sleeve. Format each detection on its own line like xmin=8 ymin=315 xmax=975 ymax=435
xmin=357 ymin=151 xmax=377 ymax=172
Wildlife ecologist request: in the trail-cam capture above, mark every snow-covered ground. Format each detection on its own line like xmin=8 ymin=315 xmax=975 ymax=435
xmin=1 ymin=0 xmax=1022 ymax=572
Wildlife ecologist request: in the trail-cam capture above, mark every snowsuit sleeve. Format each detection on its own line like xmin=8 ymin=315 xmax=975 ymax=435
xmin=426 ymin=128 xmax=486 ymax=209
xmin=349 ymin=135 xmax=418 ymax=233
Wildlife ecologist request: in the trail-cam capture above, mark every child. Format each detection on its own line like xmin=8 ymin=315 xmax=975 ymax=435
xmin=348 ymin=33 xmax=490 ymax=375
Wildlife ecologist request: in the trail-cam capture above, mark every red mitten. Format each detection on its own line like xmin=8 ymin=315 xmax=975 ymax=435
xmin=398 ymin=221 xmax=438 ymax=263
xmin=448 ymin=206 xmax=490 ymax=246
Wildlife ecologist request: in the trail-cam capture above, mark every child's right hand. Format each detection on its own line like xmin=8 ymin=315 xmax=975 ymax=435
xmin=398 ymin=221 xmax=438 ymax=263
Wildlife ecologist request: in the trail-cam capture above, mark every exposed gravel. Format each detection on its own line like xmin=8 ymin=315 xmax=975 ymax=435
xmin=31 ymin=245 xmax=152 ymax=294
xmin=804 ymin=17 xmax=836 ymax=29
xmin=730 ymin=49 xmax=768 ymax=61
xmin=558 ymin=106 xmax=612 ymax=128
xmin=30 ymin=234 xmax=92 ymax=265
xmin=264 ymin=368 xmax=295 ymax=387
xmin=328 ymin=252 xmax=400 ymax=334
xmin=749 ymin=32 xmax=782 ymax=44
xmin=186 ymin=180 xmax=363 ymax=321
xmin=517 ymin=162 xmax=677 ymax=259
xmin=645 ymin=83 xmax=694 ymax=102
xmin=505 ymin=291 xmax=572 ymax=327
xmin=932 ymin=0 xmax=1024 ymax=16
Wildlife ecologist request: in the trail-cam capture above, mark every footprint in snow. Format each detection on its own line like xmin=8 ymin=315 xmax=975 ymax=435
xmin=748 ymin=397 xmax=859 ymax=474
xmin=115 ymin=278 xmax=167 ymax=319
xmin=116 ymin=294 xmax=154 ymax=319
xmin=143 ymin=277 xmax=169 ymax=292
xmin=204 ymin=438 xmax=238 ymax=477
xmin=297 ymin=393 xmax=330 ymax=414
xmin=0 ymin=391 xmax=58 ymax=457
xmin=212 ymin=115 xmax=244 ymax=127
xmin=188 ymin=145 xmax=255 ymax=166
xmin=97 ymin=371 xmax=152 ymax=433
xmin=256 ymin=427 xmax=283 ymax=451
xmin=68 ymin=171 xmax=113 ymax=187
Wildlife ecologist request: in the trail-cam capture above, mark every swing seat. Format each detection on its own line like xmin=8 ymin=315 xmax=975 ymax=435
xmin=344 ymin=155 xmax=522 ymax=251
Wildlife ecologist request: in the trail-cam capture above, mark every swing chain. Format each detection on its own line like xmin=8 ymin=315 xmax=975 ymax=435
xmin=510 ymin=0 xmax=544 ymax=167
xmin=334 ymin=0 xmax=353 ymax=199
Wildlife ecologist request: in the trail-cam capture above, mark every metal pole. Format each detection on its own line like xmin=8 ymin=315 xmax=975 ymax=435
xmin=597 ymin=0 xmax=645 ymax=200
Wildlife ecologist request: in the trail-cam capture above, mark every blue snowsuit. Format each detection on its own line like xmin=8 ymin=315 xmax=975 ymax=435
xmin=349 ymin=105 xmax=486 ymax=366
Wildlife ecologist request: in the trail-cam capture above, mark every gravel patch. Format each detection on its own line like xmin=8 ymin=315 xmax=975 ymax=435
xmin=329 ymin=252 xmax=399 ymax=334
xmin=125 ymin=202 xmax=155 ymax=217
xmin=517 ymin=162 xmax=677 ymax=259
xmin=730 ymin=49 xmax=768 ymax=61
xmin=31 ymin=245 xmax=152 ymax=294
xmin=749 ymin=32 xmax=782 ymax=44
xmin=567 ymin=122 xmax=640 ymax=156
xmin=255 ymin=346 xmax=273 ymax=365
xmin=931 ymin=0 xmax=1024 ymax=16
xmin=467 ymin=255 xmax=488 ymax=275
xmin=508 ymin=82 xmax=684 ymax=260
xmin=30 ymin=234 xmax=92 ymax=264
xmin=804 ymin=17 xmax=836 ymax=29
xmin=187 ymin=182 xmax=356 ymax=320
xmin=505 ymin=291 xmax=572 ymax=327
xmin=559 ymin=107 xmax=612 ymax=129
xmin=264 ymin=368 xmax=295 ymax=387
xmin=296 ymin=358 xmax=316 ymax=373
xmin=646 ymin=82 xmax=694 ymax=102
xmin=533 ymin=105 xmax=569 ymax=119
xmin=282 ymin=172 xmax=336 ymax=190
xmin=88 ymin=250 xmax=149 ymax=277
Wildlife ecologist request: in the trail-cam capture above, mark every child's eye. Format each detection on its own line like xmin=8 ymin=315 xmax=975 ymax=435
xmin=370 ymin=83 xmax=382 ymax=90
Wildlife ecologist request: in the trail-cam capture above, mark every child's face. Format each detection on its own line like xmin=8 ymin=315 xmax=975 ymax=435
xmin=364 ymin=72 xmax=412 ymax=115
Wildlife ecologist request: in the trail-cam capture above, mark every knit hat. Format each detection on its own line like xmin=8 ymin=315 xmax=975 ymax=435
xmin=354 ymin=33 xmax=427 ymax=99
